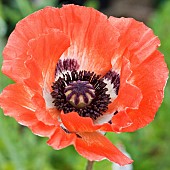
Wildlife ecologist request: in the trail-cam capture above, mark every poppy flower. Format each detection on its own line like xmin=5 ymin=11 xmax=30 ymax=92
xmin=0 ymin=5 xmax=168 ymax=166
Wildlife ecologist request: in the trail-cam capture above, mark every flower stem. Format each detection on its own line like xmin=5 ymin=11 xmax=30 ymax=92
xmin=86 ymin=160 xmax=94 ymax=170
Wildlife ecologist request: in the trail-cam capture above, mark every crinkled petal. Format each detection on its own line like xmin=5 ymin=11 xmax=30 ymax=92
xmin=29 ymin=121 xmax=57 ymax=137
xmin=57 ymin=5 xmax=119 ymax=76
xmin=47 ymin=126 xmax=76 ymax=149
xmin=0 ymin=83 xmax=38 ymax=126
xmin=24 ymin=57 xmax=43 ymax=94
xmin=105 ymin=51 xmax=168 ymax=132
xmin=2 ymin=57 xmax=29 ymax=82
xmin=111 ymin=111 xmax=132 ymax=131
xmin=2 ymin=6 xmax=120 ymax=82
xmin=27 ymin=29 xmax=70 ymax=92
xmin=100 ymin=17 xmax=167 ymax=132
xmin=2 ymin=11 xmax=70 ymax=82
xmin=23 ymin=29 xmax=70 ymax=125
xmin=2 ymin=8 xmax=61 ymax=81
xmin=60 ymin=111 xmax=101 ymax=132
xmin=74 ymin=132 xmax=133 ymax=165
xmin=108 ymin=57 xmax=142 ymax=113
xmin=31 ymin=93 xmax=59 ymax=126
xmin=109 ymin=17 xmax=160 ymax=72
xmin=120 ymin=50 xmax=169 ymax=132
xmin=101 ymin=111 xmax=133 ymax=132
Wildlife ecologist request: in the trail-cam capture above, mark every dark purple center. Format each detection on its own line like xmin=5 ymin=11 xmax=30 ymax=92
xmin=51 ymin=59 xmax=120 ymax=120
xmin=64 ymin=80 xmax=95 ymax=107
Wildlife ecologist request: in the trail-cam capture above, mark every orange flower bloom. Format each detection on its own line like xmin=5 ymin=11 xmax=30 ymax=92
xmin=0 ymin=5 xmax=168 ymax=165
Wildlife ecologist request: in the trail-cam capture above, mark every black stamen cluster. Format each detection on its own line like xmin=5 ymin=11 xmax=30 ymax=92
xmin=104 ymin=70 xmax=120 ymax=95
xmin=55 ymin=59 xmax=79 ymax=75
xmin=51 ymin=70 xmax=111 ymax=120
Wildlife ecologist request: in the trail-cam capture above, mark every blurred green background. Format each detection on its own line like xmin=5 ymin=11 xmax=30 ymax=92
xmin=0 ymin=0 xmax=170 ymax=170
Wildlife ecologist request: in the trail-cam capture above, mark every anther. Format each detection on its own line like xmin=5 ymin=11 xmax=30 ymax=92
xmin=51 ymin=70 xmax=113 ymax=120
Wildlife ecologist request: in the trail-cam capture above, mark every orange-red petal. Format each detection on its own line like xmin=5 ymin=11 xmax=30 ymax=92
xmin=60 ymin=111 xmax=101 ymax=132
xmin=31 ymin=93 xmax=59 ymax=126
xmin=57 ymin=5 xmax=119 ymax=75
xmin=74 ymin=132 xmax=133 ymax=165
xmin=27 ymin=29 xmax=70 ymax=92
xmin=3 ymin=6 xmax=120 ymax=82
xmin=0 ymin=83 xmax=38 ymax=126
xmin=119 ymin=50 xmax=168 ymax=132
xmin=2 ymin=8 xmax=70 ymax=82
xmin=109 ymin=17 xmax=160 ymax=71
xmin=2 ymin=17 xmax=43 ymax=81
xmin=29 ymin=121 xmax=57 ymax=137
xmin=24 ymin=57 xmax=43 ymax=94
xmin=0 ymin=6 xmax=168 ymax=164
xmin=22 ymin=29 xmax=69 ymax=126
xmin=47 ymin=126 xmax=76 ymax=150
xmin=107 ymin=57 xmax=142 ymax=114
xmin=103 ymin=17 xmax=168 ymax=132
xmin=101 ymin=111 xmax=133 ymax=132
xmin=2 ymin=57 xmax=29 ymax=83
